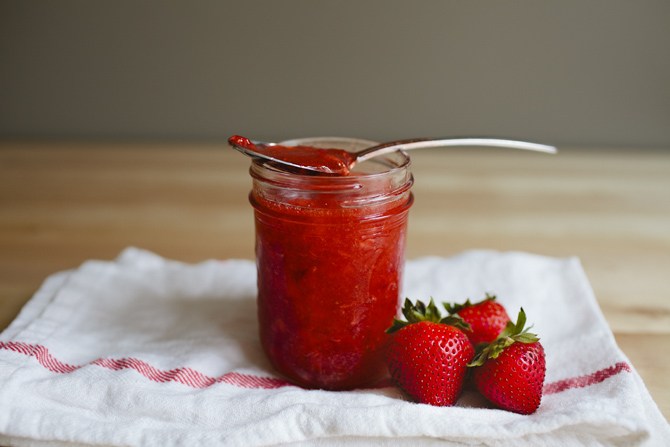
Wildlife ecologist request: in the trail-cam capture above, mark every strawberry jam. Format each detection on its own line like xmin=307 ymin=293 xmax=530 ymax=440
xmin=229 ymin=135 xmax=356 ymax=175
xmin=249 ymin=138 xmax=413 ymax=390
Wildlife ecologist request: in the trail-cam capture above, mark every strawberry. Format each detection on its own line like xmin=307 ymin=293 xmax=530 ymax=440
xmin=444 ymin=293 xmax=511 ymax=346
xmin=385 ymin=298 xmax=475 ymax=406
xmin=469 ymin=308 xmax=546 ymax=414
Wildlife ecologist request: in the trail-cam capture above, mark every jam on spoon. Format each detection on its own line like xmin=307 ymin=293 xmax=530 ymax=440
xmin=228 ymin=135 xmax=357 ymax=175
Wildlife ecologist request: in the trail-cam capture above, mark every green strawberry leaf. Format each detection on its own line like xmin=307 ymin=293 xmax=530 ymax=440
xmin=439 ymin=314 xmax=472 ymax=332
xmin=387 ymin=318 xmax=410 ymax=334
xmin=387 ymin=298 xmax=472 ymax=334
xmin=467 ymin=307 xmax=539 ymax=367
xmin=443 ymin=298 xmax=473 ymax=315
xmin=443 ymin=293 xmax=497 ymax=315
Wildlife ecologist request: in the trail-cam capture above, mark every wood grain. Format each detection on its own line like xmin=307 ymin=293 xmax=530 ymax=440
xmin=1 ymin=140 xmax=668 ymax=419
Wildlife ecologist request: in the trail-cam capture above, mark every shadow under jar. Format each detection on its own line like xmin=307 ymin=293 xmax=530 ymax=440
xmin=249 ymin=138 xmax=414 ymax=390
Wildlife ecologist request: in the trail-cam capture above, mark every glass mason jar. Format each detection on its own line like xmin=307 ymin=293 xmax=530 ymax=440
xmin=249 ymin=137 xmax=414 ymax=390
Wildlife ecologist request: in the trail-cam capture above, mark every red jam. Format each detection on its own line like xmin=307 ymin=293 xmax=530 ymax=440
xmin=249 ymin=143 xmax=413 ymax=390
xmin=229 ymin=135 xmax=356 ymax=175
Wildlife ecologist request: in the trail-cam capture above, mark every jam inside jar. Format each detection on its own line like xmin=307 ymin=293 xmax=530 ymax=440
xmin=249 ymin=138 xmax=414 ymax=390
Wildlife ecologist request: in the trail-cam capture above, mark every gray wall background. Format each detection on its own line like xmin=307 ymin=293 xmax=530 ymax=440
xmin=1 ymin=0 xmax=669 ymax=147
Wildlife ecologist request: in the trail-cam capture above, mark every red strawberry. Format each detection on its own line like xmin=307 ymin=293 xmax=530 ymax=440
xmin=469 ymin=308 xmax=546 ymax=414
xmin=444 ymin=294 xmax=511 ymax=346
xmin=385 ymin=298 xmax=474 ymax=406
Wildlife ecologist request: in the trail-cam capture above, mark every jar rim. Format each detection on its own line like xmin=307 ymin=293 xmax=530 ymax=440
xmin=250 ymin=152 xmax=412 ymax=192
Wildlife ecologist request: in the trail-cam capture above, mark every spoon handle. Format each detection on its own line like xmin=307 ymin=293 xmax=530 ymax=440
xmin=355 ymin=137 xmax=557 ymax=163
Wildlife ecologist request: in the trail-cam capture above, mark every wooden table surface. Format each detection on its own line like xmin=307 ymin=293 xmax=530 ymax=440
xmin=1 ymin=140 xmax=668 ymax=420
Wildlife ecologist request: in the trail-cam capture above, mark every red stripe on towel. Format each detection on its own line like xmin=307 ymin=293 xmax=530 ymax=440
xmin=0 ymin=341 xmax=77 ymax=374
xmin=0 ymin=341 xmax=289 ymax=389
xmin=543 ymin=361 xmax=632 ymax=395
xmin=1 ymin=341 xmax=632 ymax=394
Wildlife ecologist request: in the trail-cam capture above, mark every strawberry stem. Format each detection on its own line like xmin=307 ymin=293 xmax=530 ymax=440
xmin=467 ymin=307 xmax=539 ymax=367
xmin=387 ymin=298 xmax=472 ymax=334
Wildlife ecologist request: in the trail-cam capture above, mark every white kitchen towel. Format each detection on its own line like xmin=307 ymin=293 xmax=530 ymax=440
xmin=0 ymin=248 xmax=667 ymax=447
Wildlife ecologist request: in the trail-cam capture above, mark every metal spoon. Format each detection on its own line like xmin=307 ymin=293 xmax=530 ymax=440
xmin=228 ymin=135 xmax=556 ymax=175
